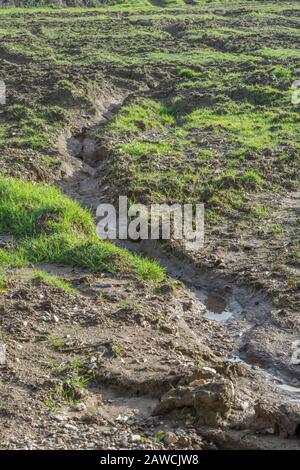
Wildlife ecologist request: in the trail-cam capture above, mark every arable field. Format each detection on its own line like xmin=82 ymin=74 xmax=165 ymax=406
xmin=0 ymin=0 xmax=300 ymax=451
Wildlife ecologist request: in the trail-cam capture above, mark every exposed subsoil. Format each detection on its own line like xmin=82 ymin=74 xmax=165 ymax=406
xmin=28 ymin=93 xmax=299 ymax=450
xmin=1 ymin=85 xmax=299 ymax=450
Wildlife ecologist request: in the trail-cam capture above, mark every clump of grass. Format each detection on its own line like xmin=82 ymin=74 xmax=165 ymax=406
xmin=48 ymin=357 xmax=94 ymax=406
xmin=251 ymin=205 xmax=270 ymax=219
xmin=178 ymin=67 xmax=200 ymax=79
xmin=0 ymin=176 xmax=165 ymax=285
xmin=101 ymin=97 xmax=174 ymax=138
xmin=111 ymin=344 xmax=124 ymax=357
xmin=50 ymin=337 xmax=67 ymax=350
xmin=240 ymin=171 xmax=264 ymax=187
xmin=1 ymin=103 xmax=62 ymax=151
xmin=31 ymin=270 xmax=78 ymax=295
xmin=119 ymin=141 xmax=172 ymax=158
xmin=43 ymin=399 xmax=61 ymax=413
xmin=0 ymin=175 xmax=94 ymax=237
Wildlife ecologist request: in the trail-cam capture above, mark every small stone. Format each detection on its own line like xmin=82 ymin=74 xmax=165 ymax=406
xmin=64 ymin=424 xmax=78 ymax=431
xmin=202 ymin=366 xmax=217 ymax=376
xmin=0 ymin=342 xmax=6 ymax=365
xmin=214 ymin=258 xmax=225 ymax=267
xmin=74 ymin=387 xmax=87 ymax=399
xmin=119 ymin=434 xmax=128 ymax=446
xmin=177 ymin=435 xmax=189 ymax=447
xmin=53 ymin=315 xmax=59 ymax=323
xmin=291 ymin=378 xmax=300 ymax=386
xmin=154 ymin=377 xmax=235 ymax=425
xmin=237 ymin=399 xmax=250 ymax=411
xmin=164 ymin=432 xmax=178 ymax=445
xmin=73 ymin=403 xmax=86 ymax=412
xmin=161 ymin=324 xmax=173 ymax=334
xmin=217 ymin=262 xmax=226 ymax=269
xmin=54 ymin=414 xmax=68 ymax=422
xmin=130 ymin=434 xmax=141 ymax=443
xmin=98 ymin=346 xmax=109 ymax=355
xmin=116 ymin=415 xmax=128 ymax=423
xmin=182 ymin=301 xmax=193 ymax=311
xmin=291 ymin=351 xmax=300 ymax=365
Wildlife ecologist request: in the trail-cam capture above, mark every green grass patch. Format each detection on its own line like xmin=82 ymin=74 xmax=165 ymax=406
xmin=101 ymin=98 xmax=174 ymax=138
xmin=0 ymin=176 xmax=165 ymax=284
xmin=0 ymin=0 xmax=299 ymax=256
xmin=178 ymin=67 xmax=201 ymax=79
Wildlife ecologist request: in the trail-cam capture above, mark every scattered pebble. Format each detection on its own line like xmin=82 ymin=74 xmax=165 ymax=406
xmin=129 ymin=434 xmax=141 ymax=443
xmin=64 ymin=424 xmax=78 ymax=431
xmin=0 ymin=342 xmax=6 ymax=365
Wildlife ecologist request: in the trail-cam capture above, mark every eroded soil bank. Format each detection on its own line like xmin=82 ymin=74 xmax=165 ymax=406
xmin=1 ymin=84 xmax=299 ymax=451
xmin=50 ymin=92 xmax=300 ymax=449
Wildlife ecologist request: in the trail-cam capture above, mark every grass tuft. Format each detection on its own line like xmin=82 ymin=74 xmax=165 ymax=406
xmin=0 ymin=176 xmax=165 ymax=284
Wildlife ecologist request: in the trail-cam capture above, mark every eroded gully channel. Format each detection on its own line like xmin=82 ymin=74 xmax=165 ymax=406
xmin=57 ymin=94 xmax=300 ymax=406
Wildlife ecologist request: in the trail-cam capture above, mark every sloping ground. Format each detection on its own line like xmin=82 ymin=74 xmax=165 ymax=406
xmin=0 ymin=0 xmax=300 ymax=450
xmin=0 ymin=0 xmax=237 ymax=7
xmin=0 ymin=0 xmax=142 ymax=6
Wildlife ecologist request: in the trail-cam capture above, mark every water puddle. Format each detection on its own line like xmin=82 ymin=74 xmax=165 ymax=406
xmin=57 ymin=95 xmax=300 ymax=417
xmin=117 ymin=239 xmax=266 ymax=327
xmin=204 ymin=309 xmax=234 ymax=321
xmin=271 ymin=379 xmax=300 ymax=404
xmin=229 ymin=353 xmax=300 ymax=403
xmin=277 ymin=384 xmax=300 ymax=395
xmin=205 ymin=293 xmax=226 ymax=313
xmin=192 ymin=289 xmax=243 ymax=322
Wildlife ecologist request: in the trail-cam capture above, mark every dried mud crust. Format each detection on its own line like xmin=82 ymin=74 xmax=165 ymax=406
xmin=0 ymin=269 xmax=214 ymax=450
xmin=1 ymin=265 xmax=300 ymax=451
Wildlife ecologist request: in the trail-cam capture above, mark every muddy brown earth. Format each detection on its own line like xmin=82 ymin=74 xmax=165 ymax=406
xmin=1 ymin=262 xmax=300 ymax=450
xmin=1 ymin=93 xmax=299 ymax=451
xmin=0 ymin=1 xmax=300 ymax=451
xmin=1 ymin=263 xmax=300 ymax=451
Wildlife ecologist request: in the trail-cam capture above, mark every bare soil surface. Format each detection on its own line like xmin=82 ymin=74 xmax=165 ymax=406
xmin=2 ymin=258 xmax=300 ymax=450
